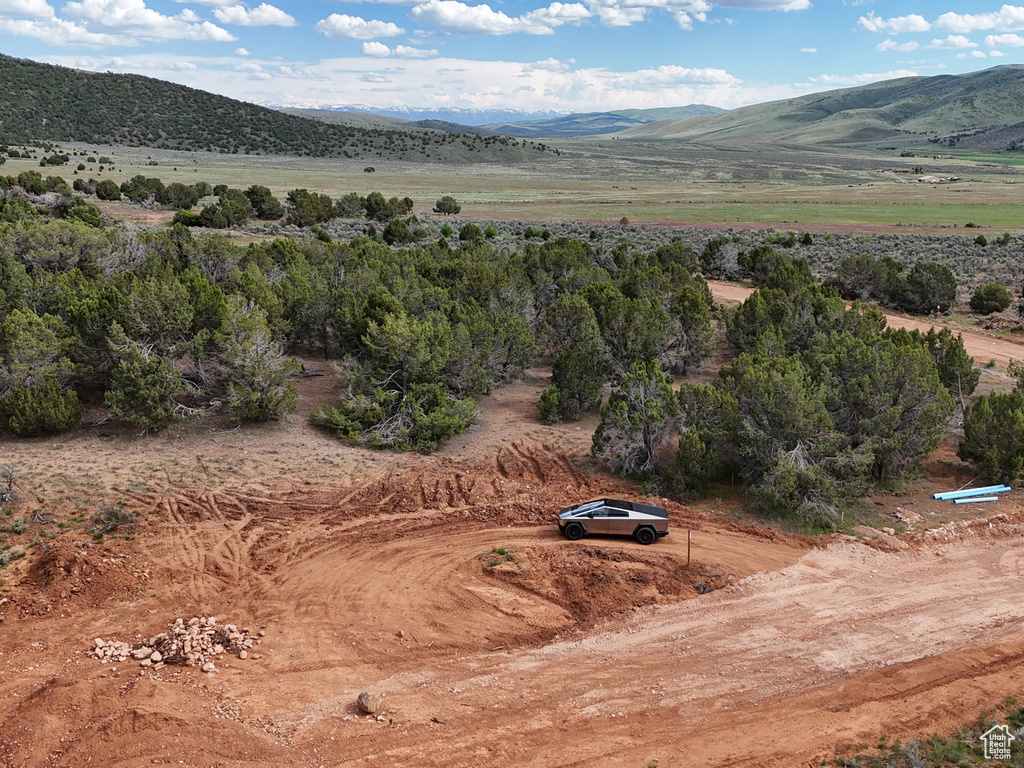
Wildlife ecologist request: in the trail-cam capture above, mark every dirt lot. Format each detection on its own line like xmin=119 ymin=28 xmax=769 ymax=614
xmin=3 ymin=299 xmax=1024 ymax=766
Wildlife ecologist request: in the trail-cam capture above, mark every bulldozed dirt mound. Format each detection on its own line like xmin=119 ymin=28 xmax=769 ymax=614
xmin=19 ymin=540 xmax=147 ymax=616
xmin=484 ymin=543 xmax=735 ymax=624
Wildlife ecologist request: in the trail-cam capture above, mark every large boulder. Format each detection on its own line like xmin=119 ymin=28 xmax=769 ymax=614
xmin=356 ymin=691 xmax=383 ymax=715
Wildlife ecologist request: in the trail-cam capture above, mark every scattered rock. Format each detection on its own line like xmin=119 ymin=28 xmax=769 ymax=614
xmin=894 ymin=509 xmax=922 ymax=524
xmin=357 ymin=691 xmax=383 ymax=714
xmin=8 ymin=546 xmax=25 ymax=560
xmin=89 ymin=616 xmax=258 ymax=669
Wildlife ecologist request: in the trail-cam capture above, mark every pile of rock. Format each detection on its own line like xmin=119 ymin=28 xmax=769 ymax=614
xmin=91 ymin=616 xmax=262 ymax=672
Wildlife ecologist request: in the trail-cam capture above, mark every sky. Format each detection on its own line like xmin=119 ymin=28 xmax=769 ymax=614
xmin=1 ymin=0 xmax=1023 ymax=115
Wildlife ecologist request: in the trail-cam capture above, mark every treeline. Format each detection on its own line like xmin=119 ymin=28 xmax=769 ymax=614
xmin=0 ymin=204 xmax=722 ymax=453
xmin=0 ymin=219 xmax=304 ymax=436
xmin=592 ymin=247 xmax=979 ymax=528
xmin=66 ymin=172 xmax=426 ymax=233
xmin=5 ymin=188 xmax=1021 ymax=528
xmin=1 ymin=170 xmax=104 ymax=227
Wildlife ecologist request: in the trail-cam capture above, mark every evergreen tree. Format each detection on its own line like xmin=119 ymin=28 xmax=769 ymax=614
xmin=218 ymin=298 xmax=300 ymax=424
xmin=592 ymin=359 xmax=677 ymax=476
xmin=959 ymin=390 xmax=1024 ymax=485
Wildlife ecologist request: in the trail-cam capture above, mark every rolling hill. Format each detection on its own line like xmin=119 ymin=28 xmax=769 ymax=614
xmin=0 ymin=55 xmax=549 ymax=162
xmin=281 ymin=109 xmax=501 ymax=137
xmin=485 ymin=105 xmax=725 ymax=138
xmin=620 ymin=65 xmax=1024 ymax=149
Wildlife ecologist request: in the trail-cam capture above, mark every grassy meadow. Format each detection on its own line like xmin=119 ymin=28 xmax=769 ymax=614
xmin=8 ymin=138 xmax=1024 ymax=232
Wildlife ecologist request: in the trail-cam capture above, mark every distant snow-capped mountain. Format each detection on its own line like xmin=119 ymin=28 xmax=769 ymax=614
xmin=263 ymin=103 xmax=568 ymax=126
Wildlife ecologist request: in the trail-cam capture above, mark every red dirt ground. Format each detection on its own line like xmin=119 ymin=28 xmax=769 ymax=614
xmin=2 ymin=293 xmax=1024 ymax=767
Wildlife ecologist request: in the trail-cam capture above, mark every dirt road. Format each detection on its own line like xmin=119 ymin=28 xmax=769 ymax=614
xmin=2 ymin=285 xmax=1024 ymax=767
xmin=4 ymin=460 xmax=1024 ymax=767
xmin=707 ymin=279 xmax=1024 ymax=370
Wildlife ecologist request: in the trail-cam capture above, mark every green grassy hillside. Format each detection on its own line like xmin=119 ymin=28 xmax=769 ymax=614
xmin=621 ymin=66 xmax=1024 ymax=149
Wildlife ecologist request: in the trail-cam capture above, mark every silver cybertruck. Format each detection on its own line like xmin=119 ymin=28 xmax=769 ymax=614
xmin=557 ymin=498 xmax=668 ymax=545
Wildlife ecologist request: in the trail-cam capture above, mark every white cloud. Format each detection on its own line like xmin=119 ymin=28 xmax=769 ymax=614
xmin=714 ymin=0 xmax=809 ymax=8
xmin=61 ymin=0 xmax=236 ymax=42
xmin=972 ymin=49 xmax=987 ymax=57
xmin=213 ymin=4 xmax=296 ymax=27
xmin=362 ymin=41 xmax=392 ymax=56
xmin=928 ymin=34 xmax=977 ymax=49
xmin=0 ymin=17 xmax=122 ymax=45
xmin=800 ymin=47 xmax=816 ymax=53
xmin=277 ymin=64 xmax=318 ymax=78
xmin=315 ymin=13 xmax=404 ymax=39
xmin=528 ymin=57 xmax=574 ymax=71
xmin=522 ymin=2 xmax=591 ymax=27
xmin=0 ymin=0 xmax=54 ymax=18
xmin=581 ymin=0 xmax=722 ymax=28
xmin=936 ymin=6 xmax=1024 ymax=34
xmin=985 ymin=32 xmax=1024 ymax=46
xmin=34 ymin=52 xmax=915 ymax=115
xmin=588 ymin=1 xmax=646 ymax=27
xmin=876 ymin=39 xmax=919 ymax=52
xmin=858 ymin=12 xmax=930 ymax=33
xmin=327 ymin=0 xmax=421 ymax=4
xmin=628 ymin=65 xmax=739 ymax=86
xmin=394 ymin=44 xmax=437 ymax=57
xmin=362 ymin=41 xmax=438 ymax=57
xmin=809 ymin=69 xmax=918 ymax=86
xmin=410 ymin=0 xmax=590 ymax=35
xmin=990 ymin=49 xmax=1006 ymax=55
xmin=235 ymin=46 xmax=249 ymax=55
xmin=231 ymin=60 xmax=272 ymax=78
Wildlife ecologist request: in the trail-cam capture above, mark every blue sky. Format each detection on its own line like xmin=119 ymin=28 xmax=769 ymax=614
xmin=1 ymin=1 xmax=1023 ymax=114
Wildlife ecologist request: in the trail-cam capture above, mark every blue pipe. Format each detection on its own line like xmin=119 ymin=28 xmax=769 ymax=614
xmin=933 ymin=485 xmax=1010 ymax=501
xmin=953 ymin=496 xmax=1000 ymax=505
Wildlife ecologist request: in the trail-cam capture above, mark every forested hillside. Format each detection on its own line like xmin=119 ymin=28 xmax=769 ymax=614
xmin=0 ymin=55 xmax=546 ymax=161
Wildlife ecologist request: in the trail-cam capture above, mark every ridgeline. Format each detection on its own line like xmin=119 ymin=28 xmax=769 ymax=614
xmin=0 ymin=55 xmax=549 ymax=162
xmin=620 ymin=65 xmax=1024 ymax=149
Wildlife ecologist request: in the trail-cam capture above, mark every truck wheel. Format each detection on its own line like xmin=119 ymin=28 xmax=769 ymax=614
xmin=634 ymin=527 xmax=656 ymax=545
xmin=564 ymin=522 xmax=585 ymax=540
